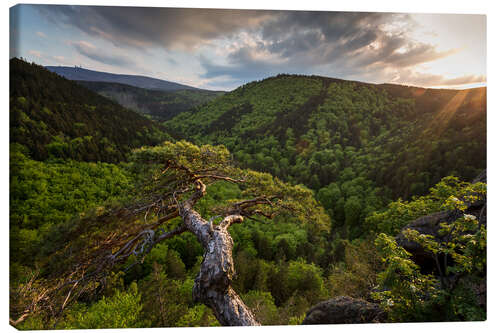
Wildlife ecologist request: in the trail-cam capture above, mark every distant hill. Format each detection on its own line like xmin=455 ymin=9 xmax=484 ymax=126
xmin=76 ymin=80 xmax=225 ymax=121
xmin=166 ymin=74 xmax=486 ymax=206
xmin=10 ymin=58 xmax=171 ymax=162
xmin=45 ymin=65 xmax=201 ymax=91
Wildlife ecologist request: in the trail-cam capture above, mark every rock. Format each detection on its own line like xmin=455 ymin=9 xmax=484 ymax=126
xmin=395 ymin=170 xmax=486 ymax=271
xmin=396 ymin=207 xmax=485 ymax=273
xmin=302 ymin=296 xmax=387 ymax=325
xmin=395 ymin=210 xmax=456 ymax=271
xmin=394 ymin=170 xmax=487 ymax=310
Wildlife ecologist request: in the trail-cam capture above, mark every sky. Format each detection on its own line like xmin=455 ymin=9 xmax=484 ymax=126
xmin=9 ymin=4 xmax=486 ymax=91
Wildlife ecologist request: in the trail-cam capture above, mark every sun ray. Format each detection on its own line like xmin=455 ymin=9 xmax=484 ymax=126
xmin=429 ymin=89 xmax=470 ymax=138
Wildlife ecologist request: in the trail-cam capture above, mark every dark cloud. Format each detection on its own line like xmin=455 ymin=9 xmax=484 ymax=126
xmin=197 ymin=12 xmax=397 ymax=82
xmin=70 ymin=41 xmax=137 ymax=67
xmin=197 ymin=11 xmax=454 ymax=83
xmin=36 ymin=5 xmax=271 ymax=49
xmin=260 ymin=11 xmax=386 ymax=61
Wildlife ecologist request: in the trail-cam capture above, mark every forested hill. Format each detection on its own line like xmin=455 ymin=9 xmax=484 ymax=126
xmin=10 ymin=63 xmax=487 ymax=327
xmin=76 ymin=80 xmax=224 ymax=121
xmin=10 ymin=58 xmax=171 ymax=162
xmin=46 ymin=65 xmax=198 ymax=91
xmin=166 ymin=74 xmax=485 ymax=234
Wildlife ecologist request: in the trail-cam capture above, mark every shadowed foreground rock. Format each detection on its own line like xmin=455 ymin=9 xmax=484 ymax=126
xmin=302 ymin=296 xmax=387 ymax=325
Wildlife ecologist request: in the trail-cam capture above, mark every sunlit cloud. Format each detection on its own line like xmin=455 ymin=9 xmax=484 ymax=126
xmin=52 ymin=55 xmax=65 ymax=62
xmin=28 ymin=50 xmax=42 ymax=58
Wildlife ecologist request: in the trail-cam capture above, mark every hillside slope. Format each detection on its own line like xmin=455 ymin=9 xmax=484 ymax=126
xmin=11 ymin=58 xmax=170 ymax=162
xmin=46 ymin=65 xmax=201 ymax=91
xmin=10 ymin=67 xmax=487 ymax=327
xmin=76 ymin=80 xmax=224 ymax=121
xmin=166 ymin=74 xmax=485 ymax=233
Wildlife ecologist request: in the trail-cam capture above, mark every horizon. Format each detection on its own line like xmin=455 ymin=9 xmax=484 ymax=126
xmin=16 ymin=58 xmax=485 ymax=92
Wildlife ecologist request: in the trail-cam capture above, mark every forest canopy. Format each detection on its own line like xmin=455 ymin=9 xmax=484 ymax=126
xmin=10 ymin=59 xmax=487 ymax=328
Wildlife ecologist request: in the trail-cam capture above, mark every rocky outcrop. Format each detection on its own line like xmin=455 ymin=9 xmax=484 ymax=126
xmin=395 ymin=170 xmax=486 ymax=271
xmin=395 ymin=170 xmax=486 ymax=308
xmin=302 ymin=296 xmax=387 ymax=325
xmin=395 ymin=210 xmax=457 ymax=271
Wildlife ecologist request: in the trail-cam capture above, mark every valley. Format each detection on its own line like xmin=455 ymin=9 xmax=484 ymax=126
xmin=9 ymin=58 xmax=487 ymax=328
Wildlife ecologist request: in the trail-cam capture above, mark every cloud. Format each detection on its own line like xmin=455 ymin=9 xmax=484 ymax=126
xmin=197 ymin=11 xmax=458 ymax=85
xmin=36 ymin=31 xmax=47 ymax=38
xmin=28 ymin=50 xmax=42 ymax=58
xmin=24 ymin=50 xmax=70 ymax=66
xmin=69 ymin=40 xmax=137 ymax=67
xmin=200 ymin=55 xmax=271 ymax=82
xmin=379 ymin=43 xmax=457 ymax=68
xmin=391 ymin=69 xmax=486 ymax=87
xmin=440 ymin=75 xmax=486 ymax=86
xmin=52 ymin=55 xmax=66 ymax=63
xmin=33 ymin=5 xmax=478 ymax=88
xmin=36 ymin=5 xmax=271 ymax=50
xmin=259 ymin=11 xmax=388 ymax=63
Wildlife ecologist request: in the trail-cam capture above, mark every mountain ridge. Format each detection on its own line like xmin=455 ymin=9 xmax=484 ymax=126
xmin=165 ymin=73 xmax=486 ymax=217
xmin=11 ymin=58 xmax=170 ymax=162
xmin=75 ymin=80 xmax=225 ymax=121
xmin=45 ymin=65 xmax=207 ymax=92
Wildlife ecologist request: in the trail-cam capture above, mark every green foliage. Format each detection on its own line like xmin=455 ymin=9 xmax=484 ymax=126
xmin=371 ymin=179 xmax=486 ymax=322
xmin=10 ymin=64 xmax=486 ymax=327
xmin=372 ymin=234 xmax=439 ymax=321
xmin=78 ymin=80 xmax=224 ymax=121
xmin=288 ymin=313 xmax=306 ymax=325
xmin=137 ymin=263 xmax=218 ymax=327
xmin=10 ymin=58 xmax=170 ymax=162
xmin=326 ymin=238 xmax=380 ymax=299
xmin=175 ymin=305 xmax=219 ymax=327
xmin=165 ymin=75 xmax=485 ymax=236
xmin=287 ymin=259 xmax=328 ymax=303
xmin=365 ymin=176 xmax=470 ymax=235
xmin=131 ymin=140 xmax=330 ymax=241
xmin=242 ymin=290 xmax=280 ymax=325
xmin=10 ymin=145 xmax=133 ymax=270
xmin=235 ymin=259 xmax=328 ymax=308
xmin=60 ymin=283 xmax=144 ymax=329
xmin=11 ymin=139 xmax=333 ymax=329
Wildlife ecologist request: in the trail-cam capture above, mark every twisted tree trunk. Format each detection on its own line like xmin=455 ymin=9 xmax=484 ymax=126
xmin=179 ymin=186 xmax=259 ymax=326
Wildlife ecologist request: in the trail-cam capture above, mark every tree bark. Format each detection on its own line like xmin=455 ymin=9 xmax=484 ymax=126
xmin=179 ymin=199 xmax=260 ymax=326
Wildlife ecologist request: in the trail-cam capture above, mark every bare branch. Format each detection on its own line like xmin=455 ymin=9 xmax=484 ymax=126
xmin=193 ymin=174 xmax=245 ymax=183
xmin=153 ymin=225 xmax=188 ymax=244
xmin=218 ymin=215 xmax=244 ymax=230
